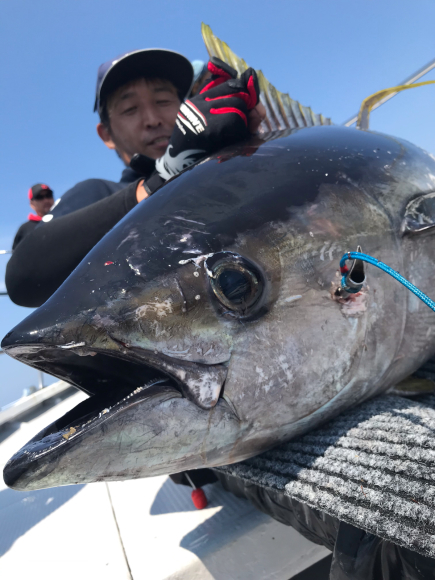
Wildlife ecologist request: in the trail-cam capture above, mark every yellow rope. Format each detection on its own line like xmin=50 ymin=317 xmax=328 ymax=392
xmin=357 ymin=81 xmax=435 ymax=129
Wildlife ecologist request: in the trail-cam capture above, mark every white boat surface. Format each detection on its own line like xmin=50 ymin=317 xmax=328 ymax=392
xmin=0 ymin=387 xmax=329 ymax=580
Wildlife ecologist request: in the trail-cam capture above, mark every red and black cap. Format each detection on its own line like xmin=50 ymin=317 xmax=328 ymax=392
xmin=94 ymin=49 xmax=194 ymax=114
xmin=28 ymin=184 xmax=53 ymax=200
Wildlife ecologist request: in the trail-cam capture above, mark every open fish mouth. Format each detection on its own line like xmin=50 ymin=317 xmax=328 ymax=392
xmin=2 ymin=339 xmax=229 ymax=421
xmin=2 ymin=341 xmax=231 ymax=490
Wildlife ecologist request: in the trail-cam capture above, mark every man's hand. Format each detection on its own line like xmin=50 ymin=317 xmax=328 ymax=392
xmin=136 ymin=179 xmax=149 ymax=203
xmin=248 ymin=102 xmax=266 ymax=133
xmin=155 ymin=58 xmax=260 ymax=181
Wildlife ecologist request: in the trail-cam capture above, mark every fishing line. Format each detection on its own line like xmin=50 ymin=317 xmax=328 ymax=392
xmin=339 ymin=252 xmax=435 ymax=313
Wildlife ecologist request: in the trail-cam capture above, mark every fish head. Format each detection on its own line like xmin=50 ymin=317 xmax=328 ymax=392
xmin=3 ymin=126 xmax=430 ymax=490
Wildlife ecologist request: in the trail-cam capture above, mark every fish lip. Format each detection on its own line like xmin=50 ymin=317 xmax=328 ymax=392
xmin=105 ymin=340 xmax=230 ymax=410
xmin=102 ymin=334 xmax=230 ymax=379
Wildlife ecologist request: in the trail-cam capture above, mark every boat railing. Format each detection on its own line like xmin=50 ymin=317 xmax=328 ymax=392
xmin=0 ymin=378 xmax=72 ymax=427
xmin=0 ymin=249 xmax=73 ymax=426
xmin=0 ymin=250 xmax=11 ymax=296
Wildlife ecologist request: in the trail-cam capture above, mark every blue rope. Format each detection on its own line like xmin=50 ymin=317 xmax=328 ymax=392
xmin=340 ymin=252 xmax=435 ymax=313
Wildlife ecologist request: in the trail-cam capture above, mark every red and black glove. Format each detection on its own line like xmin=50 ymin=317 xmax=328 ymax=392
xmin=153 ymin=57 xmax=260 ymax=183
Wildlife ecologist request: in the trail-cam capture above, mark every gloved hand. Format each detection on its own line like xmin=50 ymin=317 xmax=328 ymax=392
xmin=152 ymin=57 xmax=260 ymax=184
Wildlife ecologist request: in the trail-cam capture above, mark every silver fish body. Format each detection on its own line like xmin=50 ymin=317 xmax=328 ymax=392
xmin=3 ymin=126 xmax=435 ymax=490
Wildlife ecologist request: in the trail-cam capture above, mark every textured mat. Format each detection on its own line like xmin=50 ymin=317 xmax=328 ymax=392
xmin=216 ymin=394 xmax=435 ymax=558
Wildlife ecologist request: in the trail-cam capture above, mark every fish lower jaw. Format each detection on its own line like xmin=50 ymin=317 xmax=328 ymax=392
xmin=3 ymin=379 xmax=182 ymax=491
xmin=3 ymin=346 xmax=230 ymax=490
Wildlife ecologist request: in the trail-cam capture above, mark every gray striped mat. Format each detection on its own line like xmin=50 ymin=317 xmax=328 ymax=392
xmin=216 ymin=394 xmax=435 ymax=558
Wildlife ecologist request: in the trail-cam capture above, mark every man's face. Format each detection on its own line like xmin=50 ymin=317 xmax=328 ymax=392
xmin=30 ymin=193 xmax=53 ymax=217
xmin=97 ymin=78 xmax=181 ymax=164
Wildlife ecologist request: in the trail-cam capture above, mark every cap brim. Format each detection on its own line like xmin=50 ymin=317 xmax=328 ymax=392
xmin=95 ymin=49 xmax=194 ymax=112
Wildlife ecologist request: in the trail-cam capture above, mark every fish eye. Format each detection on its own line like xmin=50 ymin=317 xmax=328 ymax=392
xmin=208 ymin=254 xmax=263 ymax=314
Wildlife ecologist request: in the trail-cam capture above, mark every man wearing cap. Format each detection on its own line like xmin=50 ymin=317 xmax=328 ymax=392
xmin=45 ymin=49 xmax=194 ymax=220
xmin=12 ymin=184 xmax=54 ymax=250
xmin=6 ymin=49 xmax=265 ymax=307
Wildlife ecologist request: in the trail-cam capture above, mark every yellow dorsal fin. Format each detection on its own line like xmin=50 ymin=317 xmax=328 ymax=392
xmin=201 ymin=23 xmax=332 ymax=133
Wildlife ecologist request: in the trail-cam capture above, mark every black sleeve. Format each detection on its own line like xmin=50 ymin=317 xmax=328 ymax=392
xmin=50 ymin=178 xmax=122 ymax=218
xmin=12 ymin=224 xmax=27 ymax=251
xmin=6 ymin=181 xmax=138 ymax=307
xmin=12 ymin=221 xmax=38 ymax=251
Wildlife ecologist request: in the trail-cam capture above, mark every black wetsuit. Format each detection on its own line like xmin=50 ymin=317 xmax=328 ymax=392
xmin=6 ymin=167 xmax=147 ymax=308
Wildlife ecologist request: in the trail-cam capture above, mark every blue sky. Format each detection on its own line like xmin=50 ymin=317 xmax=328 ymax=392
xmin=1 ymin=0 xmax=434 ymax=405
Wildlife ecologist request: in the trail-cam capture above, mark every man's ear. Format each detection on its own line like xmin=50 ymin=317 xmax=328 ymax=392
xmin=29 ymin=200 xmax=36 ymax=212
xmin=97 ymin=123 xmax=116 ymax=151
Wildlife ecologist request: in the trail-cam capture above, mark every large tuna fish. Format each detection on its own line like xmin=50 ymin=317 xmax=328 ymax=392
xmin=3 ymin=126 xmax=435 ymax=491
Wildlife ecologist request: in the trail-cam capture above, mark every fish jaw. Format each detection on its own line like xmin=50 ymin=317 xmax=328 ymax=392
xmin=3 ymin=382 xmax=241 ymax=491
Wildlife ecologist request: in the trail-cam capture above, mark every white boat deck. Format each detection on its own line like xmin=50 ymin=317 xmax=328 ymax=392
xmin=0 ymin=390 xmax=329 ymax=580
